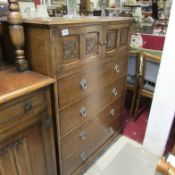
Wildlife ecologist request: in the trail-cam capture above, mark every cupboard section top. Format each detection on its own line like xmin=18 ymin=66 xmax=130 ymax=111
xmin=22 ymin=16 xmax=133 ymax=26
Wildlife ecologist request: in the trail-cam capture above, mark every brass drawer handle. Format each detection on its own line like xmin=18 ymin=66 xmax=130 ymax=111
xmin=80 ymin=107 xmax=87 ymax=117
xmin=80 ymin=152 xmax=87 ymax=161
xmin=80 ymin=131 xmax=86 ymax=141
xmin=80 ymin=79 xmax=88 ymax=90
xmin=114 ymin=64 xmax=120 ymax=73
xmin=24 ymin=100 xmax=33 ymax=113
xmin=107 ymin=127 xmax=113 ymax=134
xmin=112 ymin=88 xmax=118 ymax=97
xmin=110 ymin=108 xmax=116 ymax=117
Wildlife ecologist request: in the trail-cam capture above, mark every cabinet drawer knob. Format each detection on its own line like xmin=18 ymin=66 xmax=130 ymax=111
xmin=112 ymin=88 xmax=118 ymax=97
xmin=80 ymin=79 xmax=88 ymax=90
xmin=80 ymin=152 xmax=87 ymax=161
xmin=114 ymin=64 xmax=120 ymax=73
xmin=80 ymin=131 xmax=86 ymax=141
xmin=80 ymin=107 xmax=87 ymax=117
xmin=107 ymin=127 xmax=113 ymax=134
xmin=24 ymin=100 xmax=33 ymax=113
xmin=104 ymin=41 xmax=107 ymax=45
xmin=110 ymin=108 xmax=116 ymax=117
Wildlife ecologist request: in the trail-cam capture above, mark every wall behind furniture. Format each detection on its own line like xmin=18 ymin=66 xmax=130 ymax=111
xmin=143 ymin=0 xmax=175 ymax=156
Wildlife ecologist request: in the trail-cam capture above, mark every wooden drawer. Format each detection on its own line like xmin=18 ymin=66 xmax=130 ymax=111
xmin=58 ymin=55 xmax=128 ymax=107
xmin=61 ymin=96 xmax=124 ymax=159
xmin=61 ymin=99 xmax=123 ymax=175
xmin=60 ymin=76 xmax=126 ymax=137
xmin=0 ymin=90 xmax=47 ymax=141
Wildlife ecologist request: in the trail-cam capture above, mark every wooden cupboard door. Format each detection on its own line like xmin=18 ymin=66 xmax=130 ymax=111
xmin=53 ymin=25 xmax=103 ymax=72
xmin=104 ymin=24 xmax=130 ymax=58
xmin=105 ymin=29 xmax=118 ymax=58
xmin=118 ymin=27 xmax=130 ymax=50
xmin=0 ymin=117 xmax=57 ymax=175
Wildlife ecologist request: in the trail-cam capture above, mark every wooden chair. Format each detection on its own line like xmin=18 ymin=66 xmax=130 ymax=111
xmin=133 ymin=52 xmax=161 ymax=118
xmin=126 ymin=50 xmax=140 ymax=117
xmin=157 ymin=159 xmax=175 ymax=175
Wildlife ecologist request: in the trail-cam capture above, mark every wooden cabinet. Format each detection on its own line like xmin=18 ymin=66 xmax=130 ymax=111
xmin=0 ymin=68 xmax=57 ymax=175
xmin=2 ymin=17 xmax=132 ymax=175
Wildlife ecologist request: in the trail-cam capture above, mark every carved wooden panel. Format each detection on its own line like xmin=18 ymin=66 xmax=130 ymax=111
xmin=106 ymin=30 xmax=117 ymax=50
xmin=0 ymin=118 xmax=56 ymax=175
xmin=0 ymin=138 xmax=32 ymax=175
xmin=120 ymin=28 xmax=129 ymax=48
xmin=85 ymin=33 xmax=98 ymax=56
xmin=63 ymin=36 xmax=79 ymax=61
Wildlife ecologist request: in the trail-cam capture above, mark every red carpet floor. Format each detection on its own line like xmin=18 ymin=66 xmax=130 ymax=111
xmin=122 ymin=108 xmax=175 ymax=154
xmin=122 ymin=109 xmax=149 ymax=144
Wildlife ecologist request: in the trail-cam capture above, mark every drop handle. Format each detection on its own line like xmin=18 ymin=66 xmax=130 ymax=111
xmin=110 ymin=108 xmax=116 ymax=117
xmin=114 ymin=64 xmax=120 ymax=73
xmin=80 ymin=107 xmax=87 ymax=117
xmin=80 ymin=152 xmax=87 ymax=161
xmin=80 ymin=131 xmax=86 ymax=141
xmin=24 ymin=100 xmax=32 ymax=113
xmin=112 ymin=88 xmax=118 ymax=97
xmin=107 ymin=127 xmax=113 ymax=134
xmin=80 ymin=79 xmax=88 ymax=90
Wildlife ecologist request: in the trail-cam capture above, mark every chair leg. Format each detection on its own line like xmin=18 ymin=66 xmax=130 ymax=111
xmin=129 ymin=90 xmax=137 ymax=117
xmin=133 ymin=92 xmax=142 ymax=120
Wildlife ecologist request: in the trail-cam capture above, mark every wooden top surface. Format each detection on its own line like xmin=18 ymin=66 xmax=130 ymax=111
xmin=0 ymin=16 xmax=133 ymax=26
xmin=0 ymin=65 xmax=55 ymax=105
xmin=20 ymin=16 xmax=133 ymax=26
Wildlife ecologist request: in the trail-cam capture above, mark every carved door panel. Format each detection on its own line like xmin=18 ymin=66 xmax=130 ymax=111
xmin=104 ymin=28 xmax=118 ymax=58
xmin=104 ymin=24 xmax=130 ymax=58
xmin=118 ymin=27 xmax=130 ymax=50
xmin=54 ymin=25 xmax=103 ymax=72
xmin=0 ymin=117 xmax=57 ymax=175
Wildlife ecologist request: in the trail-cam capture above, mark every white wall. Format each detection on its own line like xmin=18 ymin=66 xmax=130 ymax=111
xmin=143 ymin=0 xmax=175 ymax=156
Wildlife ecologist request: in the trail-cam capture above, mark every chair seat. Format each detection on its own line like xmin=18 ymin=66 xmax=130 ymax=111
xmin=143 ymin=82 xmax=155 ymax=92
xmin=127 ymin=75 xmax=136 ymax=85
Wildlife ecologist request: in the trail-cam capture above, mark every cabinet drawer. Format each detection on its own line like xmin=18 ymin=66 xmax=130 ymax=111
xmin=60 ymin=76 xmax=126 ymax=137
xmin=61 ymin=96 xmax=124 ymax=159
xmin=0 ymin=91 xmax=47 ymax=140
xmin=58 ymin=56 xmax=128 ymax=107
xmin=61 ymin=103 xmax=122 ymax=175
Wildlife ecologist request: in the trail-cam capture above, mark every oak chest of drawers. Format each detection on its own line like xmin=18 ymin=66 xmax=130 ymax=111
xmin=2 ymin=16 xmax=132 ymax=175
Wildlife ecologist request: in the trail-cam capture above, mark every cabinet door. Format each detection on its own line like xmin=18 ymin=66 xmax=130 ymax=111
xmin=104 ymin=24 xmax=130 ymax=58
xmin=118 ymin=27 xmax=130 ymax=50
xmin=0 ymin=116 xmax=57 ymax=175
xmin=53 ymin=25 xmax=103 ymax=72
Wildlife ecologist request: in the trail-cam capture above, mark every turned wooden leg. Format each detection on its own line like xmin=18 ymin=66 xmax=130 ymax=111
xmin=129 ymin=90 xmax=137 ymax=117
xmin=133 ymin=90 xmax=141 ymax=120
xmin=157 ymin=159 xmax=175 ymax=175
xmin=7 ymin=0 xmax=28 ymax=71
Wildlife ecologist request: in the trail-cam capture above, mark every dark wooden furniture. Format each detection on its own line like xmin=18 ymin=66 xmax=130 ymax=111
xmin=7 ymin=0 xmax=28 ymax=71
xmin=126 ymin=50 xmax=140 ymax=117
xmin=0 ymin=66 xmax=57 ymax=175
xmin=2 ymin=16 xmax=132 ymax=175
xmin=134 ymin=52 xmax=161 ymax=117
